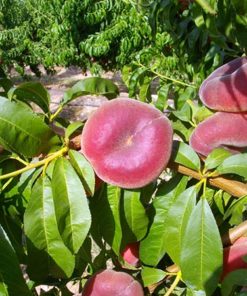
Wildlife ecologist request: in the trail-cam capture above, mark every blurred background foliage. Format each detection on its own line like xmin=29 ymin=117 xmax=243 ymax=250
xmin=0 ymin=0 xmax=246 ymax=100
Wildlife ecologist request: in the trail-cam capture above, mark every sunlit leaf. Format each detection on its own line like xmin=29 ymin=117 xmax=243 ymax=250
xmin=180 ymin=198 xmax=223 ymax=295
xmin=8 ymin=82 xmax=50 ymax=114
xmin=141 ymin=266 xmax=166 ymax=287
xmin=217 ymin=154 xmax=247 ymax=179
xmin=61 ymin=77 xmax=119 ymax=106
xmin=24 ymin=176 xmax=75 ymax=280
xmin=52 ymin=157 xmax=91 ymax=254
xmin=0 ymin=97 xmax=56 ymax=157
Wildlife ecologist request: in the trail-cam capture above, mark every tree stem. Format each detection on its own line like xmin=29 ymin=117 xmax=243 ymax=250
xmin=0 ymin=146 xmax=68 ymax=180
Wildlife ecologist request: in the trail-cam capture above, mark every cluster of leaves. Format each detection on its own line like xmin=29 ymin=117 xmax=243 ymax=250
xmin=123 ymin=0 xmax=247 ymax=115
xmin=1 ymin=0 xmax=246 ymax=78
xmin=0 ymin=0 xmax=152 ymax=75
xmin=0 ymin=69 xmax=247 ymax=295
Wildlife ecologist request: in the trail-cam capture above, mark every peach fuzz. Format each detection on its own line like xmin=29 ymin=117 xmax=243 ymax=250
xmin=222 ymin=237 xmax=247 ymax=280
xmin=189 ymin=112 xmax=247 ymax=156
xmin=199 ymin=57 xmax=247 ymax=112
xmin=81 ymin=269 xmax=144 ymax=296
xmin=81 ymin=98 xmax=173 ymax=189
xmin=121 ymin=242 xmax=140 ymax=267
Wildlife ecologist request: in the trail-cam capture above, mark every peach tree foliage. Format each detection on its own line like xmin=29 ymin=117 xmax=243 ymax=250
xmin=0 ymin=0 xmax=246 ymax=79
xmin=0 ymin=68 xmax=247 ymax=296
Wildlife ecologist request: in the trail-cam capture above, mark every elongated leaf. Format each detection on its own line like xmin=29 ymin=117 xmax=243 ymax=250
xmin=52 ymin=157 xmax=91 ymax=254
xmin=90 ymin=185 xmax=122 ymax=255
xmin=24 ymin=176 xmax=75 ymax=280
xmin=224 ymin=195 xmax=247 ymax=226
xmin=221 ymin=270 xmax=247 ymax=296
xmin=0 ymin=225 xmax=31 ymax=295
xmin=68 ymin=150 xmax=95 ymax=196
xmin=173 ymin=141 xmax=201 ymax=171
xmin=217 ymin=154 xmax=247 ymax=179
xmin=163 ymin=186 xmax=197 ymax=265
xmin=140 ymin=176 xmax=188 ymax=266
xmin=204 ymin=148 xmax=231 ymax=171
xmin=61 ymin=77 xmax=119 ymax=106
xmin=180 ymin=198 xmax=223 ymax=296
xmin=0 ymin=97 xmax=55 ymax=157
xmin=128 ymin=67 xmax=148 ymax=98
xmin=65 ymin=122 xmax=83 ymax=140
xmin=141 ymin=266 xmax=166 ymax=287
xmin=8 ymin=82 xmax=50 ymax=114
xmin=122 ymin=189 xmax=149 ymax=241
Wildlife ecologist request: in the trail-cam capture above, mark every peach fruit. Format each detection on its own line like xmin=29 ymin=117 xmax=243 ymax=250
xmin=81 ymin=269 xmax=144 ymax=296
xmin=121 ymin=242 xmax=140 ymax=267
xmin=189 ymin=112 xmax=247 ymax=156
xmin=81 ymin=98 xmax=173 ymax=189
xmin=199 ymin=57 xmax=247 ymax=112
xmin=222 ymin=237 xmax=247 ymax=280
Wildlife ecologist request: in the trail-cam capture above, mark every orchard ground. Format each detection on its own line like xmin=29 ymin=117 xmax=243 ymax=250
xmin=11 ymin=66 xmax=129 ymax=121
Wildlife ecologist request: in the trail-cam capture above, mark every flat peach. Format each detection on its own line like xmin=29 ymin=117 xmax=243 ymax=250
xmin=81 ymin=98 xmax=173 ymax=188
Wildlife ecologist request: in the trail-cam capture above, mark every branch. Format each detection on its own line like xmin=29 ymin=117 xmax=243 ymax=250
xmin=168 ymin=162 xmax=247 ymax=198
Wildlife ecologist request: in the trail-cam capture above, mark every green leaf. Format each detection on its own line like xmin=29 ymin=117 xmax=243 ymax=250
xmin=68 ymin=150 xmax=95 ymax=196
xmin=173 ymin=102 xmax=192 ymax=123
xmin=90 ymin=185 xmax=122 ymax=255
xmin=8 ymin=82 xmax=50 ymax=114
xmin=0 ymin=78 xmax=13 ymax=97
xmin=122 ymin=189 xmax=149 ymax=241
xmin=172 ymin=141 xmax=201 ymax=171
xmin=204 ymin=148 xmax=232 ymax=171
xmin=221 ymin=270 xmax=247 ymax=296
xmin=217 ymin=154 xmax=247 ymax=179
xmin=0 ymin=97 xmax=56 ymax=157
xmin=180 ymin=198 xmax=223 ymax=296
xmin=128 ymin=67 xmax=148 ymax=98
xmin=163 ymin=186 xmax=197 ymax=265
xmin=0 ymin=225 xmax=31 ymax=295
xmin=195 ymin=0 xmax=216 ymax=14
xmin=224 ymin=195 xmax=247 ymax=226
xmin=24 ymin=176 xmax=75 ymax=281
xmin=65 ymin=122 xmax=83 ymax=140
xmin=52 ymin=157 xmax=91 ymax=254
xmin=141 ymin=266 xmax=166 ymax=287
xmin=155 ymin=84 xmax=169 ymax=112
xmin=61 ymin=77 xmax=119 ymax=106
xmin=140 ymin=175 xmax=188 ymax=266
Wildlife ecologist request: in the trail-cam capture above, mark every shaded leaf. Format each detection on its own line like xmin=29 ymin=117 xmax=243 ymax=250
xmin=8 ymin=82 xmax=50 ymax=114
xmin=0 ymin=225 xmax=31 ymax=295
xmin=221 ymin=269 xmax=247 ymax=296
xmin=52 ymin=157 xmax=91 ymax=254
xmin=224 ymin=195 xmax=247 ymax=226
xmin=180 ymin=198 xmax=223 ymax=296
xmin=68 ymin=150 xmax=95 ymax=196
xmin=140 ymin=176 xmax=188 ymax=266
xmin=24 ymin=176 xmax=75 ymax=281
xmin=172 ymin=141 xmax=201 ymax=171
xmin=141 ymin=266 xmax=166 ymax=287
xmin=217 ymin=154 xmax=247 ymax=179
xmin=122 ymin=189 xmax=149 ymax=241
xmin=90 ymin=185 xmax=122 ymax=255
xmin=0 ymin=97 xmax=56 ymax=157
xmin=163 ymin=186 xmax=197 ymax=265
xmin=61 ymin=77 xmax=119 ymax=106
